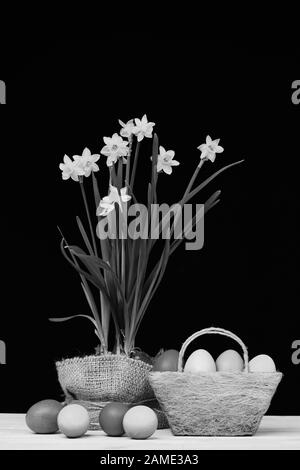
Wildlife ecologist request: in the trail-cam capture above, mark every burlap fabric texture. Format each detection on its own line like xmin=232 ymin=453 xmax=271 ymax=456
xmin=56 ymin=353 xmax=169 ymax=430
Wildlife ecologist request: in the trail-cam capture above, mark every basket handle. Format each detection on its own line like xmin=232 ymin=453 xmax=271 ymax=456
xmin=178 ymin=327 xmax=249 ymax=372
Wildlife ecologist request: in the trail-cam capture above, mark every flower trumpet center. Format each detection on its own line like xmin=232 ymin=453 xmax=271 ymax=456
xmin=112 ymin=144 xmax=118 ymax=151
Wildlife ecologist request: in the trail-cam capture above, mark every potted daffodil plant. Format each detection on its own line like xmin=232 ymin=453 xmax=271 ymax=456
xmin=51 ymin=115 xmax=242 ymax=428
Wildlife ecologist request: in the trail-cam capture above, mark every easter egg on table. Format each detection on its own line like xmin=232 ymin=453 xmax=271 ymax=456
xmin=184 ymin=349 xmax=216 ymax=373
xmin=99 ymin=402 xmax=130 ymax=436
xmin=249 ymin=354 xmax=276 ymax=372
xmin=216 ymin=349 xmax=244 ymax=372
xmin=123 ymin=406 xmax=158 ymax=439
xmin=57 ymin=404 xmax=90 ymax=438
xmin=152 ymin=349 xmax=179 ymax=372
xmin=25 ymin=399 xmax=63 ymax=434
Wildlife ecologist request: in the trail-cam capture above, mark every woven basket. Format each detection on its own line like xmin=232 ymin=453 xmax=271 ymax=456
xmin=149 ymin=327 xmax=282 ymax=436
xmin=56 ymin=354 xmax=168 ymax=430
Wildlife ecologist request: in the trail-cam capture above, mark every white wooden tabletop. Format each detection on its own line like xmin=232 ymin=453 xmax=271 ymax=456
xmin=0 ymin=415 xmax=299 ymax=450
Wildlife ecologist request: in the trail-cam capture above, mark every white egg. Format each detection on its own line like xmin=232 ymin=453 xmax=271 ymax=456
xmin=57 ymin=404 xmax=90 ymax=438
xmin=216 ymin=349 xmax=244 ymax=372
xmin=249 ymin=354 xmax=276 ymax=372
xmin=184 ymin=349 xmax=216 ymax=373
xmin=123 ymin=406 xmax=158 ymax=439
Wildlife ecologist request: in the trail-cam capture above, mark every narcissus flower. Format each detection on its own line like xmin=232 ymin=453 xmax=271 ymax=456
xmin=74 ymin=147 xmax=100 ymax=177
xmin=59 ymin=155 xmax=85 ymax=181
xmin=59 ymin=148 xmax=100 ymax=181
xmin=100 ymin=133 xmax=129 ymax=167
xmin=197 ymin=135 xmax=224 ymax=163
xmin=96 ymin=185 xmax=131 ymax=216
xmin=132 ymin=114 xmax=155 ymax=142
xmin=119 ymin=119 xmax=135 ymax=138
xmin=156 ymin=146 xmax=180 ymax=175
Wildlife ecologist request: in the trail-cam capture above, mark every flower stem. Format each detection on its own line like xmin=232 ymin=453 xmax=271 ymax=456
xmin=117 ymin=157 xmax=123 ymax=189
xmin=79 ymin=178 xmax=98 ymax=257
xmin=110 ymin=166 xmax=118 ymax=187
xmin=181 ymin=159 xmax=204 ymax=204
xmin=149 ymin=160 xmax=205 ymax=250
xmin=130 ymin=141 xmax=141 ymax=190
xmin=121 ymin=238 xmax=126 ymax=289
xmin=125 ymin=136 xmax=133 ymax=189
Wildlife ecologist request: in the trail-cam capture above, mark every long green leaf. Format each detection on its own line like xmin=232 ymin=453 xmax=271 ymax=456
xmin=71 ymin=248 xmax=127 ymax=341
xmin=69 ymin=245 xmax=101 ymax=281
xmin=127 ymin=238 xmax=141 ymax=300
xmin=130 ymin=239 xmax=148 ymax=332
xmin=142 ymin=237 xmax=170 ymax=312
xmin=117 ymin=157 xmax=123 ymax=188
xmin=92 ymin=173 xmax=101 ymax=207
xmin=81 ymin=281 xmax=105 ymax=338
xmin=49 ymin=314 xmax=99 ymax=331
xmin=151 ymin=133 xmax=159 ymax=204
xmin=184 ymin=160 xmax=244 ymax=204
xmin=93 ymin=174 xmax=112 ymax=349
xmin=132 ymin=238 xmax=170 ymax=343
xmin=130 ymin=141 xmax=141 ymax=190
xmin=72 ymin=250 xmax=127 ymax=306
xmin=169 ymin=192 xmax=221 ymax=255
xmin=60 ymin=241 xmax=112 ymax=306
xmin=104 ymin=274 xmax=124 ymax=336
xmin=58 ymin=235 xmax=107 ymax=350
xmin=149 ymin=160 xmax=243 ymax=253
xmin=79 ymin=180 xmax=98 ymax=256
xmin=76 ymin=217 xmax=94 ymax=256
xmin=92 ymin=172 xmax=112 ymax=261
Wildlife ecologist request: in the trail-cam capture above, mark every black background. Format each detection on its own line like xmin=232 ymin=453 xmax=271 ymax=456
xmin=0 ymin=40 xmax=299 ymax=414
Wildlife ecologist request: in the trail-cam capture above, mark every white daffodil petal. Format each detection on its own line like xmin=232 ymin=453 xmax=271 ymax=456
xmin=163 ymin=165 xmax=172 ymax=175
xmin=121 ymin=195 xmax=131 ymax=203
xmin=101 ymin=202 xmax=114 ymax=210
xmin=103 ymin=137 xmax=111 ymax=145
xmin=65 ymin=155 xmax=73 ymax=164
xmin=82 ymin=147 xmax=91 ymax=157
xmin=100 ymin=146 xmax=110 ymax=155
xmin=157 ymin=161 xmax=163 ymax=172
xmin=98 ymin=205 xmax=115 ymax=216
xmin=167 ymin=150 xmax=175 ymax=158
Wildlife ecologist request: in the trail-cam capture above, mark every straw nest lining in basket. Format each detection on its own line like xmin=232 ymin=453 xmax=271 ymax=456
xmin=56 ymin=353 xmax=168 ymax=430
xmin=149 ymin=327 xmax=282 ymax=436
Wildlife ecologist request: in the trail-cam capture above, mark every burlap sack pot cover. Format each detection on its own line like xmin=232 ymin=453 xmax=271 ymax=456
xmin=56 ymin=353 xmax=169 ymax=430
